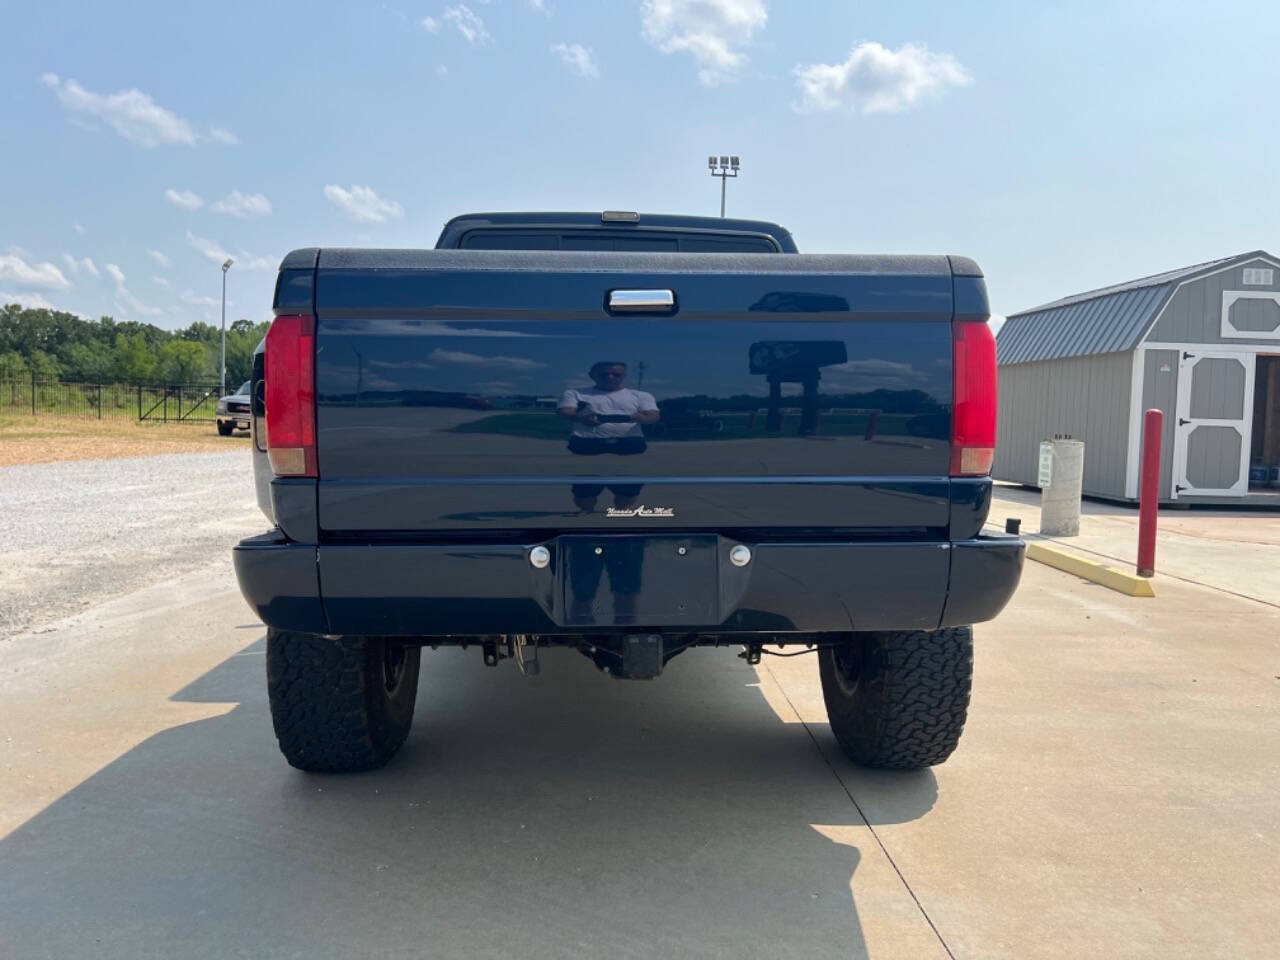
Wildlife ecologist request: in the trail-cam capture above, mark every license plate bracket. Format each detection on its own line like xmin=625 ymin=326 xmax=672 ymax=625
xmin=558 ymin=534 xmax=719 ymax=627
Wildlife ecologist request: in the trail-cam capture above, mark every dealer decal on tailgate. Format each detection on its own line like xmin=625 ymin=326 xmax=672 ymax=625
xmin=605 ymin=505 xmax=675 ymax=518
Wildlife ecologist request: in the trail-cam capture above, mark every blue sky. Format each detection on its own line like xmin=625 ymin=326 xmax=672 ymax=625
xmin=3 ymin=0 xmax=1278 ymax=329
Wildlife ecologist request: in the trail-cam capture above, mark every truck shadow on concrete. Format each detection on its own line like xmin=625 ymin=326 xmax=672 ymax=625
xmin=0 ymin=640 xmax=939 ymax=959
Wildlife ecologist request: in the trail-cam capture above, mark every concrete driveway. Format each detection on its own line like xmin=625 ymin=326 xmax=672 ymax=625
xmin=3 ymin=548 xmax=1278 ymax=958
xmin=989 ymin=482 xmax=1280 ymax=606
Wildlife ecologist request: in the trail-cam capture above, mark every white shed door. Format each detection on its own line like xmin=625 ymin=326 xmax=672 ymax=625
xmin=1173 ymin=351 xmax=1255 ymax=497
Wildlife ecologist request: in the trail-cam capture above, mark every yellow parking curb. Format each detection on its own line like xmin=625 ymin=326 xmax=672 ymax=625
xmin=1025 ymin=542 xmax=1155 ymax=597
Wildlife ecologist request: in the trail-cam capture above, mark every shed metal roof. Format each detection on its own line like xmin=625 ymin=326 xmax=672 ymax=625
xmin=996 ymin=251 xmax=1273 ymax=365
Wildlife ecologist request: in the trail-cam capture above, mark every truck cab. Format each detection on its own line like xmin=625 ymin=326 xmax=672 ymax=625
xmin=436 ymin=211 xmax=798 ymax=253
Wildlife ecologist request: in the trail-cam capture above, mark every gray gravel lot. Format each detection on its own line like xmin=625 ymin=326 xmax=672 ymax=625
xmin=0 ymin=451 xmax=264 ymax=639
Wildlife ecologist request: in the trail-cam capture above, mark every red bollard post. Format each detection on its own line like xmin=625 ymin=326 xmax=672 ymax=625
xmin=1137 ymin=408 xmax=1162 ymax=577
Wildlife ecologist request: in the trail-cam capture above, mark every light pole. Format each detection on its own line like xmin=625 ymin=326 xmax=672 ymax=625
xmin=220 ymin=258 xmax=233 ymax=392
xmin=708 ymin=154 xmax=740 ymax=217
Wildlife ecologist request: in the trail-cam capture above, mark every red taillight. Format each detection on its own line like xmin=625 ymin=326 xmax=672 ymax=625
xmin=265 ymin=314 xmax=316 ymax=477
xmin=951 ymin=320 xmax=997 ymax=476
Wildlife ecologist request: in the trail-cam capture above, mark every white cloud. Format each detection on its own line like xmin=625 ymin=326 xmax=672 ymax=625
xmin=0 ymin=290 xmax=57 ymax=310
xmin=73 ymin=223 xmax=87 ymax=235
xmin=429 ymin=348 xmax=546 ymax=370
xmin=211 ymin=190 xmax=272 ymax=218
xmin=186 ymin=232 xmax=233 ymax=263
xmin=551 ymin=42 xmax=599 ymax=77
xmin=443 ymin=5 xmax=491 ymax=45
xmin=153 ymin=276 xmax=170 ymax=287
xmin=41 ymin=73 xmax=236 ymax=147
xmin=641 ymin=0 xmax=766 ymax=85
xmin=61 ymin=254 xmax=100 ymax=278
xmin=323 ymin=184 xmax=404 ymax=223
xmin=0 ymin=252 xmax=71 ymax=290
xmin=122 ymin=297 xmax=164 ymax=317
xmin=105 ymin=262 xmax=163 ymax=317
xmin=180 ymin=289 xmax=218 ymax=306
xmin=42 ymin=72 xmax=198 ymax=147
xmin=422 ymin=15 xmax=441 ymax=32
xmin=147 ymin=248 xmax=172 ymax=268
xmin=793 ymin=42 xmax=971 ymax=114
xmin=436 ymin=64 xmax=449 ymax=76
xmin=165 ymin=188 xmax=204 ymax=210
xmin=185 ymin=232 xmax=275 ymax=271
xmin=529 ymin=0 xmax=548 ymax=12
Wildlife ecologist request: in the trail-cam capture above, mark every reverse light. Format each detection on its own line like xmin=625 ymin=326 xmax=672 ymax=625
xmin=950 ymin=320 xmax=997 ymax=476
xmin=264 ymin=314 xmax=317 ymax=477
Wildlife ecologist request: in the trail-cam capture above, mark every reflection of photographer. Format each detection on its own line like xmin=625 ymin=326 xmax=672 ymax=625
xmin=557 ymin=361 xmax=659 ymax=455
xmin=559 ymin=361 xmax=660 ymax=515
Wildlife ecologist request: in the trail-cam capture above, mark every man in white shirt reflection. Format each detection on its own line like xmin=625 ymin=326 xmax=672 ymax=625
xmin=557 ymin=361 xmax=660 ymax=513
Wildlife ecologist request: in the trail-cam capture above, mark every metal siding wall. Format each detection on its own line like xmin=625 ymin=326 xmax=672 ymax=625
xmin=1142 ymin=350 xmax=1179 ymax=499
xmin=1148 ymin=261 xmax=1280 ymax=345
xmin=993 ymin=363 xmax=1042 ymax=483
xmin=993 ymin=353 xmax=1132 ymax=497
xmin=1079 ymin=351 xmax=1131 ymax=497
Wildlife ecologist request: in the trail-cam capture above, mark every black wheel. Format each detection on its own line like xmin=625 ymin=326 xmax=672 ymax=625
xmin=818 ymin=627 xmax=973 ymax=770
xmin=266 ymin=630 xmax=421 ymax=773
xmin=217 ymin=421 xmax=234 ymax=436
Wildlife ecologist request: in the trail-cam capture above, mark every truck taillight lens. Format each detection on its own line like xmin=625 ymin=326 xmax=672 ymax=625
xmin=265 ymin=314 xmax=316 ymax=477
xmin=950 ymin=320 xmax=997 ymax=476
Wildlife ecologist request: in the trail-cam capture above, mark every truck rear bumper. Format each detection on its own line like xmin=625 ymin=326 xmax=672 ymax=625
xmin=233 ymin=533 xmax=1023 ymax=638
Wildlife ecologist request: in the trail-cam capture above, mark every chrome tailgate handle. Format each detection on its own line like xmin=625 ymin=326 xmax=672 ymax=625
xmin=608 ymin=289 xmax=676 ymax=312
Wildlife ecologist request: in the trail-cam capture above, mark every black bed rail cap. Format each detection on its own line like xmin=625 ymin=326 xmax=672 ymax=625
xmin=289 ymin=248 xmax=962 ymax=277
xmin=279 ymin=248 xmax=319 ymax=271
xmin=948 ymin=255 xmax=984 ymax=278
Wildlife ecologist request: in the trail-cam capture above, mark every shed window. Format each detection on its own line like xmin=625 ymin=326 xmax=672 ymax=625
xmin=1243 ymin=267 xmax=1274 ymax=285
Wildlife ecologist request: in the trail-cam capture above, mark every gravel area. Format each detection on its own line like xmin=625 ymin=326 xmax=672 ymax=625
xmin=0 ymin=450 xmax=266 ymax=639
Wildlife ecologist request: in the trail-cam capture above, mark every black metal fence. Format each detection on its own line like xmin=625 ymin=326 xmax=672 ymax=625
xmin=0 ymin=377 xmax=225 ymax=424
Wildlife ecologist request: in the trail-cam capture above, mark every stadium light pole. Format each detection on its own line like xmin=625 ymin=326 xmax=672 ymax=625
xmin=220 ymin=258 xmax=234 ymax=392
xmin=708 ymin=154 xmax=740 ymax=217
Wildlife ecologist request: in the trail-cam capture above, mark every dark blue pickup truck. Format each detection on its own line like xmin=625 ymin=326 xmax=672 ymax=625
xmin=236 ymin=212 xmax=1023 ymax=773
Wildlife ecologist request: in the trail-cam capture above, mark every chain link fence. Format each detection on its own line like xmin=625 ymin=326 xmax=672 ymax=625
xmin=0 ymin=376 xmax=226 ymax=424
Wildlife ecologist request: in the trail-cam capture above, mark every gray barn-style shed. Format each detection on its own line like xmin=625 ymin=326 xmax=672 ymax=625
xmin=994 ymin=251 xmax=1280 ymax=502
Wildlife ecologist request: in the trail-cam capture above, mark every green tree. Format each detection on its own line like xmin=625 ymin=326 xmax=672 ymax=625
xmin=27 ymin=349 xmax=60 ymax=380
xmin=0 ymin=303 xmax=273 ymax=386
xmin=224 ymin=319 xmax=270 ymax=385
xmin=63 ymin=342 xmax=113 ymax=382
xmin=111 ymin=332 xmax=155 ymax=384
xmin=0 ymin=350 xmax=27 ymax=380
xmin=158 ymin=339 xmax=212 ymax=383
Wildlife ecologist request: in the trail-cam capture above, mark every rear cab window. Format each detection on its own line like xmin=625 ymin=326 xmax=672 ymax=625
xmin=459 ymin=230 xmax=777 ymax=253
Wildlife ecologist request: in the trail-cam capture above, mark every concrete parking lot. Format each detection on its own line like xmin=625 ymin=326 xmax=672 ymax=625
xmin=2 ymin=453 xmax=1278 ymax=958
xmin=989 ymin=482 xmax=1280 ymax=607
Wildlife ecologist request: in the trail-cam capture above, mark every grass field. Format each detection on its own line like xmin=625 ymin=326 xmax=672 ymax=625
xmin=0 ymin=379 xmax=223 ymax=424
xmin=0 ymin=414 xmax=249 ymax=467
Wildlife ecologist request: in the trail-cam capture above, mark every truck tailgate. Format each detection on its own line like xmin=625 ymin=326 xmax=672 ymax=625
xmin=307 ymin=250 xmax=962 ymax=538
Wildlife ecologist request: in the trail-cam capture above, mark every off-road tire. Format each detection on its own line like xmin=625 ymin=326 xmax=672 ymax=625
xmin=217 ymin=421 xmax=234 ymax=436
xmin=266 ymin=630 xmax=421 ymax=773
xmin=818 ymin=626 xmax=973 ymax=770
